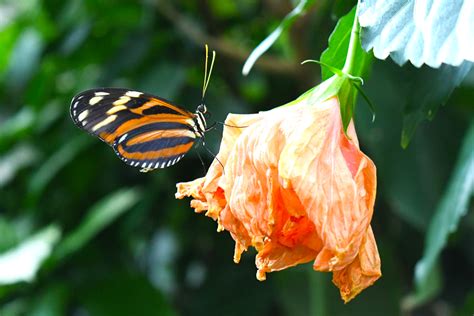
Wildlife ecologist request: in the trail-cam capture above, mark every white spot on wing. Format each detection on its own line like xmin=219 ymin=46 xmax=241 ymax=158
xmin=81 ymin=120 xmax=88 ymax=126
xmin=73 ymin=101 xmax=79 ymax=109
xmin=91 ymin=115 xmax=117 ymax=131
xmin=125 ymin=91 xmax=142 ymax=98
xmin=155 ymin=162 xmax=160 ymax=168
xmin=95 ymin=92 xmax=110 ymax=96
xmin=78 ymin=110 xmax=89 ymax=122
xmin=107 ymin=105 xmax=128 ymax=114
xmin=113 ymin=96 xmax=131 ymax=106
xmin=166 ymin=160 xmax=172 ymax=167
xmin=118 ymin=134 xmax=128 ymax=144
xmin=160 ymin=161 xmax=166 ymax=168
xmin=89 ymin=96 xmax=103 ymax=105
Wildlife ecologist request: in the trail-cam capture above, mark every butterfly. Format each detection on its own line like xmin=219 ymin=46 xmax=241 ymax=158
xmin=70 ymin=46 xmax=216 ymax=173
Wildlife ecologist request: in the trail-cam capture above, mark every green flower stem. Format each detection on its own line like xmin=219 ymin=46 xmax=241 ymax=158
xmin=342 ymin=2 xmax=361 ymax=76
xmin=309 ymin=269 xmax=327 ymax=316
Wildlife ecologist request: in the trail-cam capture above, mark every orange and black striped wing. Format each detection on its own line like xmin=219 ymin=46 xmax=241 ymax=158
xmin=70 ymin=88 xmax=199 ymax=171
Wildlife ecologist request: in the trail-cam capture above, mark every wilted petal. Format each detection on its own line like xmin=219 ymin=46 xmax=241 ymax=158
xmin=332 ymin=226 xmax=381 ymax=303
xmin=176 ymin=97 xmax=380 ymax=301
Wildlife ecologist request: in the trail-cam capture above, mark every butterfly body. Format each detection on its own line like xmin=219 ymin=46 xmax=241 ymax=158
xmin=70 ymin=88 xmax=208 ymax=172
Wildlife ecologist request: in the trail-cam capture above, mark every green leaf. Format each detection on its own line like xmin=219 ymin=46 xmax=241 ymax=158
xmin=0 ymin=217 xmax=20 ymax=253
xmin=315 ymin=5 xmax=373 ymax=130
xmin=308 ymin=269 xmax=328 ymax=316
xmin=0 ymin=23 xmax=20 ymax=76
xmin=0 ymin=107 xmax=35 ymax=149
xmin=359 ymin=0 xmax=474 ymax=68
xmin=402 ymin=263 xmax=442 ymax=310
xmin=401 ymin=61 xmax=471 ymax=148
xmin=0 ymin=144 xmax=38 ymax=188
xmin=79 ymin=273 xmax=177 ymax=316
xmin=307 ymin=74 xmax=345 ymax=106
xmin=320 ymin=6 xmax=371 ymax=81
xmin=0 ymin=225 xmax=61 ymax=285
xmin=6 ymin=27 xmax=45 ymax=90
xmin=274 ymin=266 xmax=312 ymax=316
xmin=28 ymin=136 xmax=91 ymax=198
xmin=51 ymin=188 xmax=142 ymax=262
xmin=28 ymin=283 xmax=70 ymax=316
xmin=242 ymin=0 xmax=315 ymax=75
xmin=413 ymin=120 xmax=474 ymax=303
xmin=354 ymin=61 xmax=468 ymax=230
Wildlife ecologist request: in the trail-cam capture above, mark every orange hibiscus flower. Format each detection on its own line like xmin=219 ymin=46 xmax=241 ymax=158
xmin=176 ymin=96 xmax=381 ymax=302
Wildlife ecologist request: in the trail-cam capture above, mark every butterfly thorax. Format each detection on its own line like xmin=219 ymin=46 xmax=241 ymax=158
xmin=193 ymin=104 xmax=207 ymax=137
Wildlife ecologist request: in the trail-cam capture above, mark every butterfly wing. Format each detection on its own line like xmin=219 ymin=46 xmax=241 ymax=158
xmin=70 ymin=88 xmax=199 ymax=171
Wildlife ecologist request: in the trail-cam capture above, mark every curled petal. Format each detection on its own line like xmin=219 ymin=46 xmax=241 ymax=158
xmin=176 ymin=97 xmax=380 ymax=301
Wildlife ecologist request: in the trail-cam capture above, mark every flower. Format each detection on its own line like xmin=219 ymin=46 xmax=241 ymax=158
xmin=176 ymin=96 xmax=381 ymax=302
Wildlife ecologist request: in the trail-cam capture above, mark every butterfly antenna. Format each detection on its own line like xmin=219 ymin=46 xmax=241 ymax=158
xmin=202 ymin=44 xmax=216 ymax=100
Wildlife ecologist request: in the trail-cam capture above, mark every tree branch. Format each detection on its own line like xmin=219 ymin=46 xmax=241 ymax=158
xmin=154 ymin=0 xmax=301 ymax=77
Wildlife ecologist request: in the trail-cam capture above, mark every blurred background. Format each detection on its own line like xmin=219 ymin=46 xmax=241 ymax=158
xmin=0 ymin=0 xmax=473 ymax=315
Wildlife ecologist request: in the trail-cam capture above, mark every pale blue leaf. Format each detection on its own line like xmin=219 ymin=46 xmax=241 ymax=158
xmin=359 ymin=0 xmax=474 ymax=68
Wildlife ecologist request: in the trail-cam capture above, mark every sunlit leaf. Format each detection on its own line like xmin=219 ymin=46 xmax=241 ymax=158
xmin=413 ymin=120 xmax=474 ymax=303
xmin=358 ymin=0 xmax=474 ymax=68
xmin=0 ymin=23 xmax=20 ymax=76
xmin=0 ymin=225 xmax=61 ymax=285
xmin=51 ymin=188 xmax=142 ymax=262
xmin=242 ymin=0 xmax=315 ymax=75
xmin=320 ymin=6 xmax=371 ymax=81
xmin=401 ymin=61 xmax=471 ymax=148
xmin=313 ymin=6 xmax=373 ymax=130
